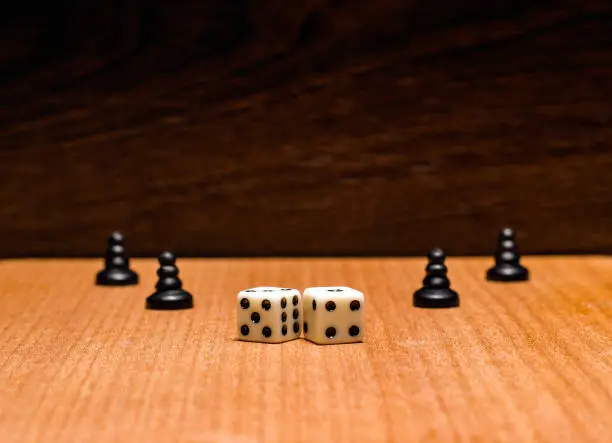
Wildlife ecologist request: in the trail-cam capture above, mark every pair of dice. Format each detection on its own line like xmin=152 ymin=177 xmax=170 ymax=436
xmin=237 ymin=286 xmax=365 ymax=344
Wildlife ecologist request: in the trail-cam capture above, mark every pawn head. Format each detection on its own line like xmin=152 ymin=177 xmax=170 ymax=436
xmin=428 ymin=248 xmax=446 ymax=263
xmin=499 ymin=228 xmax=515 ymax=240
xmin=109 ymin=231 xmax=125 ymax=245
xmin=158 ymin=251 xmax=176 ymax=266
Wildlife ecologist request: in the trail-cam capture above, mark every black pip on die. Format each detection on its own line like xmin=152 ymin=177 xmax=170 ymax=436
xmin=302 ymin=286 xmax=364 ymax=344
xmin=237 ymin=287 xmax=302 ymax=343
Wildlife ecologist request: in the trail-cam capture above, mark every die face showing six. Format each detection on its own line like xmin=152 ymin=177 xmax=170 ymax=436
xmin=302 ymin=286 xmax=364 ymax=345
xmin=237 ymin=287 xmax=302 ymax=343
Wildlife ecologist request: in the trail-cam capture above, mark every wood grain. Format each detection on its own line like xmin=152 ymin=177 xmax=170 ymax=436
xmin=0 ymin=257 xmax=612 ymax=442
xmin=1 ymin=2 xmax=612 ymax=257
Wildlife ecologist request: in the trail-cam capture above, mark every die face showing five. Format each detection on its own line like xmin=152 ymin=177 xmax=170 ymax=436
xmin=302 ymin=286 xmax=364 ymax=345
xmin=237 ymin=287 xmax=302 ymax=343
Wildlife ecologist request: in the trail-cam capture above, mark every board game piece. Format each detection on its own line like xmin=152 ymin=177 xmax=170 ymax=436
xmin=146 ymin=252 xmax=193 ymax=310
xmin=413 ymin=248 xmax=459 ymax=308
xmin=302 ymin=286 xmax=364 ymax=345
xmin=486 ymin=228 xmax=529 ymax=282
xmin=237 ymin=287 xmax=302 ymax=343
xmin=95 ymin=231 xmax=139 ymax=286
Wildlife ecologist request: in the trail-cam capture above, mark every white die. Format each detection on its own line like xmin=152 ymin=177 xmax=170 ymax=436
xmin=302 ymin=286 xmax=364 ymax=345
xmin=237 ymin=287 xmax=302 ymax=343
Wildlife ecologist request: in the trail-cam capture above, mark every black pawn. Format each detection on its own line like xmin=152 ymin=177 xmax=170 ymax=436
xmin=96 ymin=232 xmax=139 ymax=286
xmin=413 ymin=248 xmax=459 ymax=308
xmin=486 ymin=228 xmax=529 ymax=282
xmin=146 ymin=252 xmax=193 ymax=310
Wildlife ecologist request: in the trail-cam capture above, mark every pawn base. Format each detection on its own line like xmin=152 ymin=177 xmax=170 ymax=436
xmin=96 ymin=268 xmax=139 ymax=286
xmin=413 ymin=287 xmax=459 ymax=308
xmin=486 ymin=264 xmax=529 ymax=282
xmin=146 ymin=289 xmax=193 ymax=310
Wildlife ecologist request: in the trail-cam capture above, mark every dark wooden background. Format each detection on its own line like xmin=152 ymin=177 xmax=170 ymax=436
xmin=1 ymin=1 xmax=611 ymax=258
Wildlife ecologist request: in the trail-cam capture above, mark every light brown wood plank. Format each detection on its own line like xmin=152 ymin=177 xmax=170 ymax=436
xmin=0 ymin=257 xmax=612 ymax=442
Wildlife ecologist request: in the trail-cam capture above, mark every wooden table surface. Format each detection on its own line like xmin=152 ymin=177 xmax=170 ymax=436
xmin=1 ymin=256 xmax=612 ymax=443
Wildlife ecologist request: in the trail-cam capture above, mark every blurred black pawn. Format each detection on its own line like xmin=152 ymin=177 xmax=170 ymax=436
xmin=486 ymin=228 xmax=529 ymax=282
xmin=96 ymin=232 xmax=139 ymax=286
xmin=146 ymin=252 xmax=193 ymax=310
xmin=413 ymin=248 xmax=459 ymax=308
